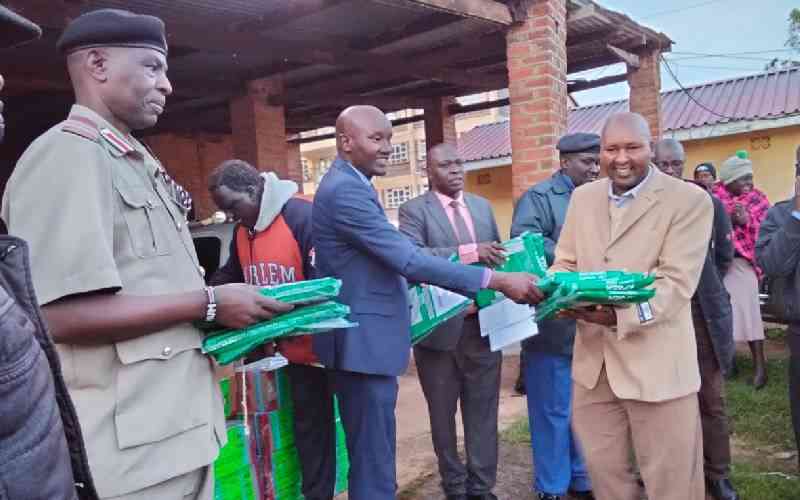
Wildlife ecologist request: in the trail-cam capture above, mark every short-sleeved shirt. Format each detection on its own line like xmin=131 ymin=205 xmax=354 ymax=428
xmin=1 ymin=105 xmax=226 ymax=497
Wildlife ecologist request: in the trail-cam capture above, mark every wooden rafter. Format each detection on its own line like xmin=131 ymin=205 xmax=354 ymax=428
xmin=371 ymin=0 xmax=513 ymax=26
xmin=567 ymin=72 xmax=629 ymax=92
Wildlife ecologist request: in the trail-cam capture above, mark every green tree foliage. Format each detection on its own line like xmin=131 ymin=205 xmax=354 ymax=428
xmin=766 ymin=8 xmax=800 ymax=70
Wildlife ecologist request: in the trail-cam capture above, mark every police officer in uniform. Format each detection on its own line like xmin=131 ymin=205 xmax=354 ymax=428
xmin=511 ymin=133 xmax=600 ymax=500
xmin=2 ymin=9 xmax=291 ymax=500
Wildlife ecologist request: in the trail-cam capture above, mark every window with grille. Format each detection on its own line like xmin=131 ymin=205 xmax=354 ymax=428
xmin=301 ymin=159 xmax=311 ymax=182
xmin=417 ymin=140 xmax=427 ymax=161
xmin=384 ymin=186 xmax=413 ymax=209
xmin=389 ymin=143 xmax=409 ymax=164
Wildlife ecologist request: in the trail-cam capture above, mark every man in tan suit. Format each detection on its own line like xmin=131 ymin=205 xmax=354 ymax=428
xmin=545 ymin=113 xmax=713 ymax=500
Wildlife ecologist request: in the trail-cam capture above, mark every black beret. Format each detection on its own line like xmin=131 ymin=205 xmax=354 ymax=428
xmin=0 ymin=5 xmax=41 ymax=49
xmin=557 ymin=133 xmax=601 ymax=155
xmin=56 ymin=9 xmax=167 ymax=55
xmin=694 ymin=162 xmax=717 ymax=179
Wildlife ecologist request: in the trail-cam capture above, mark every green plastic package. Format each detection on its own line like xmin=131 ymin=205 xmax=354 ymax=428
xmin=537 ymin=271 xmax=655 ymax=295
xmin=534 ymin=272 xmax=656 ymax=322
xmin=470 ymin=232 xmax=548 ymax=308
xmin=203 ymin=301 xmax=353 ymax=365
xmin=259 ymin=277 xmax=342 ymax=305
xmin=409 ymin=284 xmax=472 ymax=345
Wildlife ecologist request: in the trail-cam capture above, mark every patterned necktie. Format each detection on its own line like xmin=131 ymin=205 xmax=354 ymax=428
xmin=450 ymin=200 xmax=474 ymax=245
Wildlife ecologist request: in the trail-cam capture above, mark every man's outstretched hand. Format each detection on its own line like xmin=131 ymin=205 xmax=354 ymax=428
xmin=488 ymin=271 xmax=544 ymax=305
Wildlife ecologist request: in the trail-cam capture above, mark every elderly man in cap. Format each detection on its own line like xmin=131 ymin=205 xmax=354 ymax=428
xmin=510 ymin=132 xmax=600 ymax=500
xmin=654 ymin=139 xmax=739 ymax=500
xmin=2 ymin=9 xmax=291 ymax=500
xmin=0 ymin=7 xmax=99 ymax=500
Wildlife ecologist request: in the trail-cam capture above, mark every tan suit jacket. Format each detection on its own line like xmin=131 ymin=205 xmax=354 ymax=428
xmin=551 ymin=167 xmax=713 ymax=402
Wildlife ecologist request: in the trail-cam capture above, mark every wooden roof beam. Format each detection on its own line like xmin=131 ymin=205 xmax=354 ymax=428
xmin=370 ymin=0 xmax=513 ymax=26
xmin=567 ymin=72 xmax=629 ymax=93
xmin=606 ymin=44 xmax=640 ymax=69
xmin=232 ymin=0 xmax=349 ymax=33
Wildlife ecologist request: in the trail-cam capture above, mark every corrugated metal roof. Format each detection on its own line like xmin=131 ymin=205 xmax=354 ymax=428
xmin=460 ymin=68 xmax=800 ymax=163
xmin=459 ymin=120 xmax=511 ymax=162
xmin=569 ymin=67 xmax=800 ymax=134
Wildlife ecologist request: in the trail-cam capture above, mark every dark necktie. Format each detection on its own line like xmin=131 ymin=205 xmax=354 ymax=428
xmin=450 ymin=200 xmax=474 ymax=245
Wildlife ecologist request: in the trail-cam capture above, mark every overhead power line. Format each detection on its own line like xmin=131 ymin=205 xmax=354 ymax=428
xmin=659 ymin=55 xmax=737 ymax=120
xmin=640 ymin=0 xmax=731 ymax=19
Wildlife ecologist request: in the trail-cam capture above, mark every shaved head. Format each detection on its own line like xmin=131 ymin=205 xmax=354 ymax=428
xmin=335 ymin=105 xmax=393 ymax=177
xmin=654 ymin=138 xmax=686 ymax=179
xmin=601 ymin=112 xmax=652 ymax=144
xmin=600 ymin=112 xmax=654 ymax=194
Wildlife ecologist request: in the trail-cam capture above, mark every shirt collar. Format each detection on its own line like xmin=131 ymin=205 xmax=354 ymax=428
xmin=608 ymin=165 xmax=654 ymax=202
xmin=434 ymin=190 xmax=465 ymax=208
xmin=345 ymin=161 xmax=372 ymax=186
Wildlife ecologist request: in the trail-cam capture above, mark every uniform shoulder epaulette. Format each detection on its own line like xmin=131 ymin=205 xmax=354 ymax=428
xmin=60 ymin=116 xmax=100 ymax=142
xmin=99 ymin=127 xmax=135 ymax=156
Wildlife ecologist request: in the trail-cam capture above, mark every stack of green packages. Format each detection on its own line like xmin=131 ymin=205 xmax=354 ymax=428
xmin=202 ymin=278 xmax=354 ymax=365
xmin=470 ymin=232 xmax=549 ymax=308
xmin=409 ymin=284 xmax=472 ymax=345
xmin=214 ymin=368 xmax=349 ymax=500
xmin=534 ymin=271 xmax=656 ymax=321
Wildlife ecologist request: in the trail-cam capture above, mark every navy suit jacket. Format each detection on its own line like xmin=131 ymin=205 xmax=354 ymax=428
xmin=312 ymin=158 xmax=486 ymax=376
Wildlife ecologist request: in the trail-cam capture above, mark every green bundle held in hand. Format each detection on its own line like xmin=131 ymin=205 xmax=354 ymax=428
xmin=409 ymin=284 xmax=471 ymax=345
xmin=534 ymin=271 xmax=656 ymax=322
xmin=536 ymin=271 xmax=654 ymax=295
xmin=469 ymin=232 xmax=548 ymax=308
xmin=203 ymin=301 xmax=352 ymax=365
xmin=260 ymin=277 xmax=342 ymax=305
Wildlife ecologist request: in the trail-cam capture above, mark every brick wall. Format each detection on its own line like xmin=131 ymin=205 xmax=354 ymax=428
xmin=506 ymin=0 xmax=568 ymax=200
xmin=144 ymin=133 xmax=233 ymax=220
xmin=628 ymin=49 xmax=663 ymax=140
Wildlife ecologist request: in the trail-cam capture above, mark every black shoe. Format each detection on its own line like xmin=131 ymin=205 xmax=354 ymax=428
xmin=568 ymin=489 xmax=595 ymax=499
xmin=447 ymin=495 xmax=468 ymax=500
xmin=707 ymin=477 xmax=739 ymax=500
xmin=536 ymin=494 xmax=561 ymax=500
xmin=468 ymin=494 xmax=498 ymax=500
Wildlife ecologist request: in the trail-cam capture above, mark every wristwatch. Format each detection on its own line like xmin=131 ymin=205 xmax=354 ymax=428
xmin=205 ymin=286 xmax=217 ymax=322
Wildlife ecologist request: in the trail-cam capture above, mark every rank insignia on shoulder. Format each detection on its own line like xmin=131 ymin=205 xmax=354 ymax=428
xmin=100 ymin=128 xmax=135 ymax=156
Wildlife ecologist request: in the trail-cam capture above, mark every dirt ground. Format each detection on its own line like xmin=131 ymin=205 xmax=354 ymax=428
xmin=335 ymin=353 xmax=531 ymax=500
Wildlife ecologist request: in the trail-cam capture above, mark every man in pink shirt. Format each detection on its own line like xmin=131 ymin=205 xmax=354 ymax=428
xmin=399 ymin=143 xmax=505 ymax=500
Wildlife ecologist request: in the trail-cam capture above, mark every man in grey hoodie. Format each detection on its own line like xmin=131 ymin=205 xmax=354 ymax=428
xmin=209 ymin=159 xmax=336 ymax=500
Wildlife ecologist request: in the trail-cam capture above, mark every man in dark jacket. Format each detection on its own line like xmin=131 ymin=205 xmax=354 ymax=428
xmin=755 ymin=144 xmax=800 ymax=471
xmin=208 ymin=160 xmax=337 ymax=500
xmin=510 ymin=132 xmax=600 ymax=500
xmin=655 ymin=139 xmax=738 ymax=500
xmin=0 ymin=6 xmax=98 ymax=500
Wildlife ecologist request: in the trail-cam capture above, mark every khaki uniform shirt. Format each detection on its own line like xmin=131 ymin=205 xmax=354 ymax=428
xmin=1 ymin=105 xmax=226 ymax=497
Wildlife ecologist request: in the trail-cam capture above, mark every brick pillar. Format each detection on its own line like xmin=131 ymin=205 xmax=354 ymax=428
xmin=627 ymin=49 xmax=663 ymax=140
xmin=506 ymin=0 xmax=568 ymax=200
xmin=286 ymin=141 xmax=303 ymax=193
xmin=423 ymin=96 xmax=457 ymax=147
xmin=230 ymin=77 xmax=301 ymax=184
